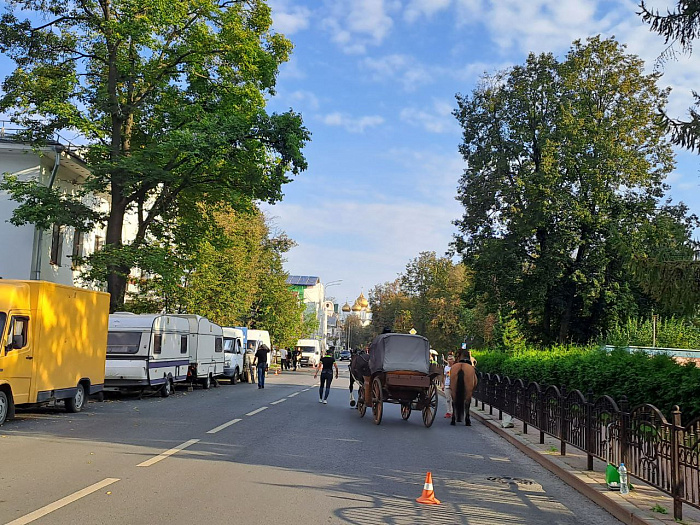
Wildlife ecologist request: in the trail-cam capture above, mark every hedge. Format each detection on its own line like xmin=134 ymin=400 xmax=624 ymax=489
xmin=471 ymin=346 xmax=700 ymax=422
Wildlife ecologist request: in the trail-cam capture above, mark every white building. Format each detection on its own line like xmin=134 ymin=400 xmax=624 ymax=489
xmin=0 ymin=132 xmax=105 ymax=285
xmin=286 ymin=275 xmax=334 ymax=347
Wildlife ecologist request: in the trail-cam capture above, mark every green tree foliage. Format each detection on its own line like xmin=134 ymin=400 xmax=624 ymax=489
xmin=121 ymin=203 xmax=308 ymax=348
xmin=343 ymin=313 xmax=373 ymax=349
xmin=606 ymin=316 xmax=700 ymax=349
xmin=369 ymin=252 xmax=471 ymax=351
xmin=0 ymin=0 xmax=309 ymax=311
xmin=640 ymin=0 xmax=700 ymax=151
xmin=453 ymin=36 xmax=696 ymax=344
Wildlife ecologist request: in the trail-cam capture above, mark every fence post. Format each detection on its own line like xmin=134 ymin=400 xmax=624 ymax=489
xmin=585 ymin=389 xmax=594 ymax=471
xmin=539 ymin=386 xmax=545 ymax=445
xmin=560 ymin=385 xmax=567 ymax=456
xmin=619 ymin=395 xmax=629 ymax=466
xmin=498 ymin=378 xmax=504 ymax=421
xmin=671 ymin=405 xmax=684 ymax=521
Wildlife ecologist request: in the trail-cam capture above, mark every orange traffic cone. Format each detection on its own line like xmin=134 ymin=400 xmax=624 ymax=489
xmin=416 ymin=472 xmax=440 ymax=505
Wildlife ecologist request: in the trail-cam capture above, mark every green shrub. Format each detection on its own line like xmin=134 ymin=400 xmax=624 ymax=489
xmin=606 ymin=317 xmax=700 ymax=349
xmin=472 ymin=345 xmax=700 ymax=421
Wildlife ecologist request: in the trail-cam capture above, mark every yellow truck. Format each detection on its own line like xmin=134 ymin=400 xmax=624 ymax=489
xmin=0 ymin=280 xmax=109 ymax=425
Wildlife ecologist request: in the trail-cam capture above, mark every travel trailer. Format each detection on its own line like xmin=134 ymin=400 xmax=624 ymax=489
xmin=0 ymin=280 xmax=109 ymax=425
xmin=105 ymin=313 xmax=191 ymax=397
xmin=222 ymin=327 xmax=245 ymax=383
xmin=174 ymin=315 xmax=225 ymax=389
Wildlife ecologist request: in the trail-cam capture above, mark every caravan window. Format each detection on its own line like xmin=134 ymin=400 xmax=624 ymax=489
xmin=180 ymin=335 xmax=188 ymax=354
xmin=153 ymin=334 xmax=162 ymax=354
xmin=215 ymin=336 xmax=223 ymax=353
xmin=107 ymin=332 xmax=141 ymax=354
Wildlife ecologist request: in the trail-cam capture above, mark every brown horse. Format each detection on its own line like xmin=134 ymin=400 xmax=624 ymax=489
xmin=449 ymin=362 xmax=478 ymax=426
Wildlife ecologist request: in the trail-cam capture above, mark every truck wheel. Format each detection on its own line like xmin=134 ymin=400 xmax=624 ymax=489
xmin=0 ymin=391 xmax=9 ymax=425
xmin=231 ymin=369 xmax=238 ymax=385
xmin=65 ymin=383 xmax=86 ymax=413
xmin=160 ymin=378 xmax=171 ymax=398
xmin=202 ymin=374 xmax=211 ymax=390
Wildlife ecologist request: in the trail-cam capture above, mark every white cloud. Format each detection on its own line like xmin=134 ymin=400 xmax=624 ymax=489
xmin=399 ymin=99 xmax=458 ymax=134
xmin=321 ymin=112 xmax=385 ymax=133
xmin=322 ymin=0 xmax=399 ymax=54
xmin=261 ymin=196 xmax=461 ymax=302
xmin=362 ymin=54 xmax=433 ymax=91
xmin=287 ymin=90 xmax=321 ymax=111
xmin=404 ymin=0 xmax=452 ymax=23
xmin=270 ymin=1 xmax=312 ymax=35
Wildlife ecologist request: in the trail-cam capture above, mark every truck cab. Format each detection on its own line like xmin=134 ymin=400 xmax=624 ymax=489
xmin=222 ymin=327 xmax=244 ymax=384
xmin=296 ymin=339 xmax=322 ymax=367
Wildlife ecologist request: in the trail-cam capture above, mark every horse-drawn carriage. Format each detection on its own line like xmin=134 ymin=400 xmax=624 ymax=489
xmin=353 ymin=333 xmax=440 ymax=427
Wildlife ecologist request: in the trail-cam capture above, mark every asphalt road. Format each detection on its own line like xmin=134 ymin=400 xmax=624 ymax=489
xmin=0 ymin=368 xmax=621 ymax=525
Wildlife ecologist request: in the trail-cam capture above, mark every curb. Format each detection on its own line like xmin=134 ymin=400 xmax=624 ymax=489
xmin=469 ymin=407 xmax=668 ymax=525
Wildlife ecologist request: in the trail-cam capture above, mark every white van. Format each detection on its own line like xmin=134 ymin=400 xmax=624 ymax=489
xmin=105 ymin=313 xmax=190 ymax=397
xmin=222 ymin=327 xmax=244 ymax=384
xmin=244 ymin=329 xmax=272 ymax=381
xmin=173 ymin=315 xmax=225 ymax=389
xmin=296 ymin=339 xmax=322 ymax=367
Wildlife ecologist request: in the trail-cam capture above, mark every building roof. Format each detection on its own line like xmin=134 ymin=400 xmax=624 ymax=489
xmin=286 ymin=275 xmax=320 ymax=287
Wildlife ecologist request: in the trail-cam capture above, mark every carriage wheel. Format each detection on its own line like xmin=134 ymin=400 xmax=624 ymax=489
xmin=358 ymin=385 xmax=367 ymax=418
xmin=401 ymin=403 xmax=411 ymax=421
xmin=372 ymin=377 xmax=383 ymax=425
xmin=422 ymin=382 xmax=438 ymax=428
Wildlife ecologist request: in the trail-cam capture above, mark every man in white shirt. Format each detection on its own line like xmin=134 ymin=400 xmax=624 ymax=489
xmin=280 ymin=347 xmax=288 ymax=370
xmin=443 ymin=353 xmax=455 ymax=418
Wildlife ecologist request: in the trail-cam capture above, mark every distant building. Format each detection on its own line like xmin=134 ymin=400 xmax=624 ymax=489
xmin=286 ymin=275 xmax=332 ymax=347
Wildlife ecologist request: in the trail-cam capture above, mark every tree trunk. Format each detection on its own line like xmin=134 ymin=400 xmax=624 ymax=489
xmin=106 ymin=190 xmax=129 ymax=312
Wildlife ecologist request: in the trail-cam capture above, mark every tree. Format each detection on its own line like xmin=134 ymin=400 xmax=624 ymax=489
xmin=640 ymin=0 xmax=700 ymax=150
xmin=0 ymin=0 xmax=309 ymax=311
xmin=453 ymin=36 xmax=694 ymax=343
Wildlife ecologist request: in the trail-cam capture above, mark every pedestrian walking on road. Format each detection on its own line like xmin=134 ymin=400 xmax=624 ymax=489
xmin=314 ymin=349 xmax=338 ymax=404
xmin=280 ymin=347 xmax=288 ymax=371
xmin=443 ymin=353 xmax=454 ymax=418
xmin=253 ymin=344 xmax=269 ymax=389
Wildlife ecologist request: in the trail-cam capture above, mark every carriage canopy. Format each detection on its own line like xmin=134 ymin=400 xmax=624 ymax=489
xmin=369 ymin=333 xmax=430 ymax=375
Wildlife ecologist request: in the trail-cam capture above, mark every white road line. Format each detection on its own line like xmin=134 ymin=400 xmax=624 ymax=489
xmin=246 ymin=407 xmax=268 ymax=416
xmin=137 ymin=439 xmax=199 ymax=467
xmin=270 ymin=398 xmax=286 ymax=405
xmin=7 ymin=477 xmax=120 ymax=525
xmin=206 ymin=418 xmax=242 ymax=434
xmin=302 ymin=388 xmax=311 ymax=392
xmin=287 ymin=392 xmax=300 ymax=398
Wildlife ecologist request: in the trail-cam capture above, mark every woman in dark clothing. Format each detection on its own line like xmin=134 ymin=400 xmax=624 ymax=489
xmin=314 ymin=349 xmax=338 ymax=404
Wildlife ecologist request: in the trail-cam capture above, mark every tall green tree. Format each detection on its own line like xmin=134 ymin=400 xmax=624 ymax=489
xmin=454 ymin=36 xmax=694 ymax=343
xmin=0 ymin=0 xmax=309 ymax=311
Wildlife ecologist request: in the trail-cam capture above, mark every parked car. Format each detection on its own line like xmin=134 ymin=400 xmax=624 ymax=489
xmin=339 ymin=349 xmax=351 ymax=361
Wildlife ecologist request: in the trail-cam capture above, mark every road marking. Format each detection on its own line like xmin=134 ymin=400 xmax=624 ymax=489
xmin=137 ymin=439 xmax=199 ymax=467
xmin=206 ymin=418 xmax=242 ymax=434
xmin=270 ymin=398 xmax=286 ymax=405
xmin=246 ymin=407 xmax=268 ymax=416
xmin=7 ymin=477 xmax=120 ymax=525
xmin=288 ymin=392 xmax=300 ymax=398
xmin=302 ymin=388 xmax=311 ymax=392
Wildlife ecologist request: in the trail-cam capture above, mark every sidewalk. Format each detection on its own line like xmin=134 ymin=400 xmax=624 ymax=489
xmin=468 ymin=402 xmax=700 ymax=525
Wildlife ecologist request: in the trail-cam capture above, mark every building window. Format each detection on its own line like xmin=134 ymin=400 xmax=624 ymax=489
xmin=71 ymin=230 xmax=84 ymax=268
xmin=50 ymin=224 xmax=62 ymax=266
xmin=94 ymin=235 xmax=104 ymax=252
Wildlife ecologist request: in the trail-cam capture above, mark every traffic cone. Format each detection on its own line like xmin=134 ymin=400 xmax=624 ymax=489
xmin=416 ymin=472 xmax=440 ymax=505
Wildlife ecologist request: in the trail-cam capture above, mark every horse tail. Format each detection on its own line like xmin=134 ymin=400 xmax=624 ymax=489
xmin=456 ymin=368 xmax=466 ymax=422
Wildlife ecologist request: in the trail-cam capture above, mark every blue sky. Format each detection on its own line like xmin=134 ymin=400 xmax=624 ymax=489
xmin=1 ymin=1 xmax=698 ymax=307
xmin=261 ymin=0 xmax=700 ymax=305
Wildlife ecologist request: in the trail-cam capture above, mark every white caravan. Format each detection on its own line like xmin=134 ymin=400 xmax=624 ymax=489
xmin=174 ymin=315 xmax=225 ymax=389
xmin=105 ymin=313 xmax=191 ymax=397
xmin=222 ymin=327 xmax=245 ymax=384
xmin=296 ymin=339 xmax=323 ymax=367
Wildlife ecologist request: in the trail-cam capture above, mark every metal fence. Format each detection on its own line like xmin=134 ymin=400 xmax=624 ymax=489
xmin=472 ymin=372 xmax=700 ymax=520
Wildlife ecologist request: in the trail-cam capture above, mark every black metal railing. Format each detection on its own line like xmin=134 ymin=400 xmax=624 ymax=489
xmin=473 ymin=371 xmax=700 ymax=520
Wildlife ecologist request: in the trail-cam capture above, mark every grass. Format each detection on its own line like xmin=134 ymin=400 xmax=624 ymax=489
xmin=651 ymin=504 xmax=668 ymax=514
